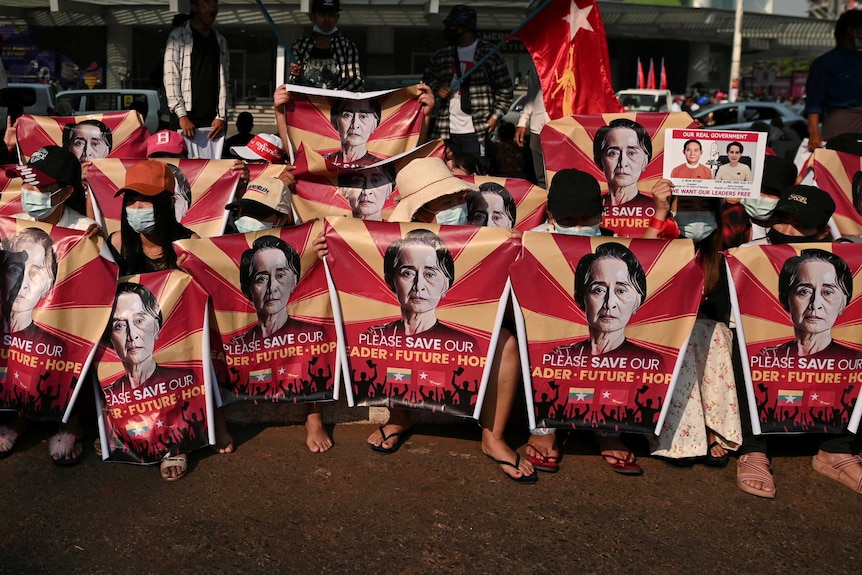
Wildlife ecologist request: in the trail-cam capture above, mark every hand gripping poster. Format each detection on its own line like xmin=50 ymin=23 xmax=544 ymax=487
xmin=94 ymin=270 xmax=214 ymax=463
xmin=0 ymin=217 xmax=118 ymax=420
xmin=174 ymin=221 xmax=339 ymax=406
xmin=282 ymin=84 xmax=424 ymax=171
xmin=86 ymin=158 xmax=240 ymax=237
xmin=727 ymin=243 xmax=862 ymax=435
xmin=540 ymin=112 xmax=696 ymax=238
xmin=324 ymin=218 xmax=518 ymax=418
xmin=511 ymin=234 xmax=703 ymax=434
xmin=809 ymin=148 xmax=862 ymax=236
xmin=289 ymin=140 xmax=445 ymax=223
xmin=14 ymin=110 xmax=148 ymax=162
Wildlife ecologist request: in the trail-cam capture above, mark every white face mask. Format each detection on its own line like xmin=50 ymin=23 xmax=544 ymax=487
xmin=554 ymin=223 xmax=602 ymax=236
xmin=21 ymin=188 xmax=63 ymax=220
xmin=235 ymin=216 xmax=274 ymax=234
xmin=676 ymin=210 xmax=717 ymax=242
xmin=126 ymin=207 xmax=157 ymax=234
xmin=435 ymin=203 xmax=468 ymax=226
xmin=740 ymin=196 xmax=779 ymax=220
xmin=313 ymin=25 xmax=338 ymax=36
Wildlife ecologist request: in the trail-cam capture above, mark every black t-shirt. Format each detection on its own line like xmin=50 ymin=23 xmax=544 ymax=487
xmin=189 ymin=26 xmax=220 ymax=127
xmin=304 ymin=46 xmax=339 ymax=89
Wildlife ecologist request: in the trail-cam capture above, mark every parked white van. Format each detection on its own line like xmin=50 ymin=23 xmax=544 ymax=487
xmin=616 ymin=89 xmax=674 ymax=113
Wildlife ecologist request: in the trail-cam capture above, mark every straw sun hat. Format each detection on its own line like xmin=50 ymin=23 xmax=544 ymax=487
xmin=388 ymin=157 xmax=479 ymax=222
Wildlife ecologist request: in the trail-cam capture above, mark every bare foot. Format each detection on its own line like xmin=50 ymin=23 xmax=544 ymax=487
xmin=525 ymin=432 xmax=559 ymax=463
xmin=50 ymin=419 xmax=83 ymax=464
xmin=367 ymin=409 xmax=412 ymax=450
xmin=481 ymin=429 xmax=534 ymax=480
xmin=305 ymin=411 xmax=333 ymax=453
xmin=214 ymin=408 xmax=234 ymax=454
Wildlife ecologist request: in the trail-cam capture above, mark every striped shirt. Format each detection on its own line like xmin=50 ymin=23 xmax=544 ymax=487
xmin=164 ymin=22 xmax=230 ymax=121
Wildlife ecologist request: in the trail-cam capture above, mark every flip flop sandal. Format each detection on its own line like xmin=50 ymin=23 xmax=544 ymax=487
xmin=705 ymin=441 xmax=731 ymax=468
xmin=527 ymin=452 xmax=560 ymax=473
xmin=485 ymin=453 xmax=538 ymax=484
xmin=602 ymin=451 xmax=644 ymax=476
xmin=0 ymin=425 xmax=19 ymax=459
xmin=812 ymin=454 xmax=862 ymax=494
xmin=160 ymin=454 xmax=188 ymax=482
xmin=736 ymin=453 xmax=776 ymax=499
xmin=370 ymin=425 xmax=412 ymax=455
xmin=48 ymin=431 xmax=83 ymax=467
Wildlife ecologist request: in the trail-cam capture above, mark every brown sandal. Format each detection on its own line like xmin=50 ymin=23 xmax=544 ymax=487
xmin=736 ymin=453 xmax=776 ymax=499
xmin=812 ymin=454 xmax=862 ymax=494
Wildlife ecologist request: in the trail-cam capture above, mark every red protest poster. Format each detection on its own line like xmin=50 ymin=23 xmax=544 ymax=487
xmin=0 ymin=217 xmax=118 ymax=420
xmin=810 ymin=148 xmax=862 ymax=237
xmin=324 ymin=218 xmax=518 ymax=418
xmin=540 ymin=112 xmax=696 ymax=237
xmin=94 ymin=270 xmax=212 ymax=463
xmin=14 ymin=110 xmax=148 ymax=162
xmin=175 ymin=221 xmax=339 ymax=406
xmin=464 ymin=175 xmax=548 ymax=232
xmin=86 ymin=158 xmax=240 ymax=237
xmin=511 ymin=234 xmax=702 ymax=434
xmin=727 ymin=243 xmax=862 ymax=435
xmin=283 ymin=85 xmax=424 ymax=170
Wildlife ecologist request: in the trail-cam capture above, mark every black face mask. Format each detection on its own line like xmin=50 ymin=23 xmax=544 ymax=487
xmin=444 ymin=27 xmax=461 ymax=44
xmin=767 ymin=228 xmax=824 ymax=245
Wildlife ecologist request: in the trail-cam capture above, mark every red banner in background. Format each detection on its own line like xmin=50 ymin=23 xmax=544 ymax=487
xmin=14 ymin=110 xmax=148 ymax=162
xmin=728 ymin=243 xmax=862 ymax=435
xmin=94 ymin=270 xmax=211 ymax=464
xmin=175 ymin=221 xmax=339 ymax=406
xmin=325 ymin=219 xmax=518 ymax=418
xmin=0 ymin=217 xmax=118 ymax=420
xmin=86 ymin=158 xmax=240 ymax=238
xmin=517 ymin=0 xmax=623 ymax=118
xmin=511 ymin=234 xmax=702 ymax=434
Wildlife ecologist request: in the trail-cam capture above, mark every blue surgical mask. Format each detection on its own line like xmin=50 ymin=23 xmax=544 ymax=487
xmin=676 ymin=210 xmax=717 ymax=242
xmin=126 ymin=207 xmax=157 ymax=234
xmin=21 ymin=188 xmax=63 ymax=220
xmin=740 ymin=196 xmax=778 ymax=220
xmin=235 ymin=216 xmax=274 ymax=234
xmin=555 ymin=223 xmax=602 ymax=236
xmin=313 ymin=25 xmax=338 ymax=36
xmin=435 ymin=203 xmax=468 ymax=226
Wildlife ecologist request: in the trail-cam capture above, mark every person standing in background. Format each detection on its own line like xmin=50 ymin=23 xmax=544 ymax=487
xmin=289 ymin=0 xmax=363 ymax=91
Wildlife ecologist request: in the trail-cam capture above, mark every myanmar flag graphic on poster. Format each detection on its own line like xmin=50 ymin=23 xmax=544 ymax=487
xmin=727 ymin=243 xmax=862 ymax=435
xmin=511 ymin=234 xmax=703 ymax=435
xmin=324 ymin=218 xmax=518 ymax=419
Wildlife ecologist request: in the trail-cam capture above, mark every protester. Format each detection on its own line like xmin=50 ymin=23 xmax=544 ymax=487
xmin=422 ymin=5 xmax=513 ymax=159
xmin=222 ymin=111 xmax=255 ymax=158
xmin=289 ymin=0 xmax=362 ymax=91
xmin=164 ymin=0 xmax=229 ymax=146
xmin=487 ymin=121 xmax=528 ymax=180
xmin=516 ymin=62 xmax=550 ymax=187
xmin=805 ymin=9 xmax=862 ymax=151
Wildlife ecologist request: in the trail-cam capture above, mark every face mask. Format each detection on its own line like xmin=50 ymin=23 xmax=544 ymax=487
xmin=555 ymin=223 xmax=602 ymax=236
xmin=126 ymin=207 xmax=157 ymax=234
xmin=435 ymin=203 xmax=467 ymax=226
xmin=313 ymin=25 xmax=338 ymax=36
xmin=235 ymin=216 xmax=274 ymax=234
xmin=740 ymin=196 xmax=778 ymax=220
xmin=676 ymin=211 xmax=717 ymax=242
xmin=21 ymin=188 xmax=62 ymax=220
xmin=767 ymin=228 xmax=823 ymax=245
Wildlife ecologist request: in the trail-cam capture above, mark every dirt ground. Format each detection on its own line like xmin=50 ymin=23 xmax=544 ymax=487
xmin=1 ymin=421 xmax=860 ymax=575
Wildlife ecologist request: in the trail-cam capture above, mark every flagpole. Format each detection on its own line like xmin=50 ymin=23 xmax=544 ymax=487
xmin=448 ymin=0 xmax=555 ymax=91
xmin=729 ymin=0 xmax=743 ymax=102
xmin=254 ymin=0 xmax=297 ymax=63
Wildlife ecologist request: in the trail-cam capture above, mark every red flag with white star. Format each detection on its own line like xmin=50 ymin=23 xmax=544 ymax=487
xmin=517 ymin=0 xmax=623 ymax=119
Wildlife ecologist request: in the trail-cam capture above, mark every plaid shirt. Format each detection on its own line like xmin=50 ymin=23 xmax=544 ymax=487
xmin=422 ymin=39 xmax=513 ymax=142
xmin=289 ymin=34 xmax=363 ymax=92
xmin=164 ymin=22 xmax=230 ymax=121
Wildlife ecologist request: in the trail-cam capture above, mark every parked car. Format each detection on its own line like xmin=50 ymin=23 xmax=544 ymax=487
xmin=56 ymin=89 xmax=160 ymax=133
xmin=616 ymin=89 xmax=673 ymax=112
xmin=501 ymin=93 xmax=529 ymax=127
xmin=691 ymin=101 xmax=806 ymax=132
xmin=0 ymin=82 xmax=57 ymax=127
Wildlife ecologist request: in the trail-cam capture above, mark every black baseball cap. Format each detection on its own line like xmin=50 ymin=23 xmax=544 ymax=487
xmin=825 ymin=132 xmax=862 ymax=157
xmin=760 ymin=155 xmax=797 ymax=196
xmin=5 ymin=145 xmax=81 ymax=188
xmin=443 ymin=5 xmax=478 ymax=31
xmin=311 ymin=0 xmax=340 ymax=12
xmin=548 ymin=169 xmax=603 ymax=220
xmin=773 ymin=185 xmax=835 ymax=229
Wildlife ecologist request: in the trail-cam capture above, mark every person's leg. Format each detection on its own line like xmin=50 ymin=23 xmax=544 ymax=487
xmin=306 ymin=402 xmax=333 ymax=453
xmin=479 ymin=329 xmax=535 ymax=480
xmin=367 ymin=407 xmax=412 ymax=450
xmin=595 ymin=431 xmax=642 ymax=475
xmin=160 ymin=452 xmax=188 ymax=481
xmin=49 ymin=413 xmax=83 ymax=465
xmin=0 ymin=412 xmax=25 ymax=457
xmin=526 ymin=427 xmax=560 ymax=472
xmin=529 ymin=131 xmax=546 ymax=188
xmin=214 ymin=406 xmax=234 ymax=454
xmin=813 ymin=434 xmax=862 ymax=494
xmin=733 ymin=338 xmax=774 ymax=497
xmin=449 ymin=133 xmax=482 ymax=158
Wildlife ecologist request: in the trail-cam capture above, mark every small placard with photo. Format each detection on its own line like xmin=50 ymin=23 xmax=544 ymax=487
xmin=663 ymin=128 xmax=767 ymax=198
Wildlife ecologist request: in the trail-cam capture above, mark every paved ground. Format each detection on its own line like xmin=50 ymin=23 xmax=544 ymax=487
xmin=1 ymin=419 xmax=860 ymax=575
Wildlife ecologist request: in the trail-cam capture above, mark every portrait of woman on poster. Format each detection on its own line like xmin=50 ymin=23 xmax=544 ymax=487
xmin=326 ymin=97 xmax=382 ymax=168
xmin=337 ymin=165 xmax=395 ymax=221
xmin=757 ymin=249 xmax=856 ymax=359
xmin=593 ymin=118 xmax=653 ymax=207
xmin=466 ymin=182 xmax=516 ymax=230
